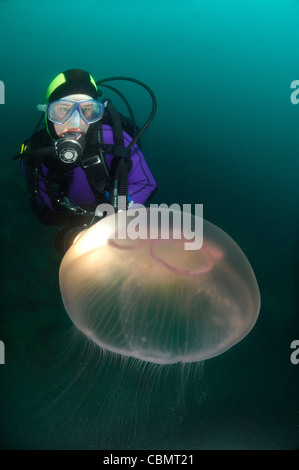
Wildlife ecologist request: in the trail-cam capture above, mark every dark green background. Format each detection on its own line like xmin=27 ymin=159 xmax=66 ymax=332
xmin=0 ymin=0 xmax=298 ymax=449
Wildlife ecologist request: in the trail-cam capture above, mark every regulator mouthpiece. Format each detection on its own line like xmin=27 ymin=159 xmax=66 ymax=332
xmin=55 ymin=132 xmax=85 ymax=164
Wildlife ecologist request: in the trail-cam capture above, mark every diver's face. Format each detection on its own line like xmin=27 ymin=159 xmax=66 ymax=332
xmin=54 ymin=94 xmax=91 ymax=137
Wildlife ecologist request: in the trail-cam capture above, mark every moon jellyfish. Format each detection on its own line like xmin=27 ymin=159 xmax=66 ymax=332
xmin=59 ymin=207 xmax=260 ymax=364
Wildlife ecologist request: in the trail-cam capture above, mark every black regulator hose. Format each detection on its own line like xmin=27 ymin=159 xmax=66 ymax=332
xmin=96 ymin=77 xmax=157 ymax=150
xmin=96 ymin=77 xmax=157 ymax=212
xmin=98 ymin=82 xmax=138 ymax=138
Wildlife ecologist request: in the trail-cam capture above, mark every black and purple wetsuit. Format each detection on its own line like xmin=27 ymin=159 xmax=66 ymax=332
xmin=21 ymin=122 xmax=157 ymax=255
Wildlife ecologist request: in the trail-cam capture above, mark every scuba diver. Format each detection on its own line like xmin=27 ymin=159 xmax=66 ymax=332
xmin=16 ymin=69 xmax=157 ymax=256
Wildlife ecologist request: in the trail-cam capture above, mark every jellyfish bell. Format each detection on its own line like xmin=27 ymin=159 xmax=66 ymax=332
xmin=59 ymin=207 xmax=261 ymax=365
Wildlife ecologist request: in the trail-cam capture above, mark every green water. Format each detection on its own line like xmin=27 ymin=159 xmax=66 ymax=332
xmin=0 ymin=0 xmax=298 ymax=450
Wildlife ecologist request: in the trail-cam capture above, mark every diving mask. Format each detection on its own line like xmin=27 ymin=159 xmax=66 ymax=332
xmin=37 ymin=98 xmax=105 ymax=125
xmin=48 ymin=98 xmax=104 ymax=125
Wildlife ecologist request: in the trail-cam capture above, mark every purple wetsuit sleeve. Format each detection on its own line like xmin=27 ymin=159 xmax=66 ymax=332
xmin=127 ymin=148 xmax=157 ymax=205
xmin=21 ymin=158 xmax=54 ymax=209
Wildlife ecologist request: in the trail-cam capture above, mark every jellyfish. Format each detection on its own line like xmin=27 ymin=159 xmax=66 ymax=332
xmin=59 ymin=207 xmax=260 ymax=365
